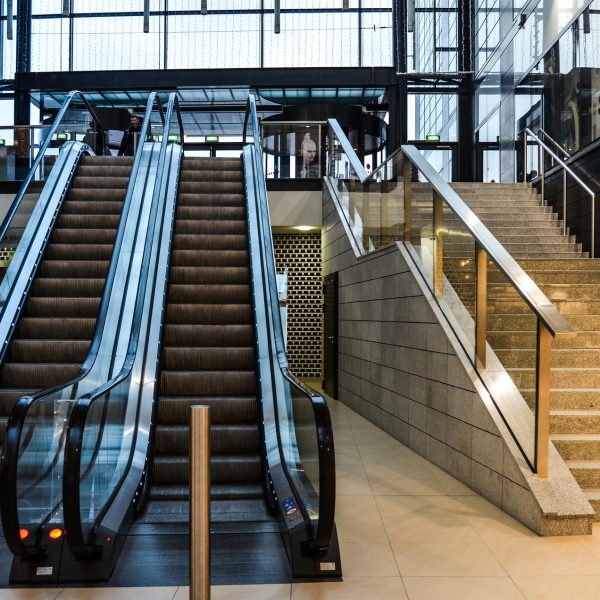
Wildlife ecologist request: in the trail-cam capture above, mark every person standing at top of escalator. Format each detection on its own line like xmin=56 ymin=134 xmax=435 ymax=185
xmin=118 ymin=114 xmax=143 ymax=156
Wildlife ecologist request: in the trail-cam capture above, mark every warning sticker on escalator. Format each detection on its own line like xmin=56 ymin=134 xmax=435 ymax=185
xmin=282 ymin=497 xmax=298 ymax=515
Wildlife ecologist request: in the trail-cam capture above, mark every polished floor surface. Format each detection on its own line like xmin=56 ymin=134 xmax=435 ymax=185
xmin=6 ymin=396 xmax=600 ymax=599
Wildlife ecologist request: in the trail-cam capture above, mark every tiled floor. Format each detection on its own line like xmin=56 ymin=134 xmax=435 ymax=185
xmin=7 ymin=398 xmax=600 ymax=599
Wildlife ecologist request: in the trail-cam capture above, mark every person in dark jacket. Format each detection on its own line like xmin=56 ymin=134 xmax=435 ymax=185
xmin=118 ymin=114 xmax=142 ymax=156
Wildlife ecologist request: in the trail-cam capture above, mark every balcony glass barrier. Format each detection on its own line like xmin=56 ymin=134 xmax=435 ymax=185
xmin=326 ymin=119 xmax=575 ymax=477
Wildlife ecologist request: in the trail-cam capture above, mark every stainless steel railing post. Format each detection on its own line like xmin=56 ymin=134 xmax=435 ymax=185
xmin=190 ymin=405 xmax=211 ymax=600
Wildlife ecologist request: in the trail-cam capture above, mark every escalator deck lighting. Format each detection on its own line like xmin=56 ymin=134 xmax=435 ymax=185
xmin=48 ymin=528 xmax=63 ymax=540
xmin=19 ymin=528 xmax=28 ymax=540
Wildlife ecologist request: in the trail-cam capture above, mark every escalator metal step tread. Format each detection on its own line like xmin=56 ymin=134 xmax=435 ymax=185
xmin=0 ymin=362 xmax=80 ymax=387
xmin=16 ymin=317 xmax=96 ymax=338
xmin=170 ymin=250 xmax=248 ymax=267
xmin=162 ymin=346 xmax=254 ymax=370
xmin=56 ymin=213 xmax=121 ymax=229
xmin=51 ymin=228 xmax=117 ymax=244
xmin=38 ymin=259 xmax=109 ymax=278
xmin=174 ymin=219 xmax=247 ymax=235
xmin=24 ymin=297 xmax=101 ymax=317
xmin=76 ymin=165 xmax=133 ymax=178
xmin=61 ymin=200 xmax=125 ymax=215
xmin=148 ymin=483 xmax=264 ymax=502
xmin=173 ymin=234 xmax=248 ymax=251
xmin=166 ymin=304 xmax=251 ymax=325
xmin=155 ymin=423 xmax=260 ymax=454
xmin=157 ymin=396 xmax=258 ymax=424
xmin=160 ymin=370 xmax=256 ymax=396
xmin=44 ymin=243 xmax=114 ymax=260
xmin=9 ymin=339 xmax=90 ymax=362
xmin=81 ymin=155 xmax=134 ymax=166
xmin=31 ymin=277 xmax=106 ymax=296
xmin=153 ymin=454 xmax=262 ymax=484
xmin=71 ymin=176 xmax=130 ymax=189
xmin=169 ymin=266 xmax=249 ymax=285
xmin=168 ymin=284 xmax=250 ymax=304
xmin=164 ymin=324 xmax=253 ymax=346
xmin=176 ymin=206 xmax=245 ymax=220
xmin=173 ymin=181 xmax=243 ymax=194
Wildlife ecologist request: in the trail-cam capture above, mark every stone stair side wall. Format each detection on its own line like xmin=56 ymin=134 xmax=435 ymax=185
xmin=322 ymin=182 xmax=595 ymax=535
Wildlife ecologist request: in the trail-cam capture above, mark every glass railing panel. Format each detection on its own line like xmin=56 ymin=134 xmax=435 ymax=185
xmin=286 ymin=381 xmax=320 ymax=526
xmin=439 ymin=203 xmax=477 ymax=345
xmin=407 ymin=181 xmax=435 ymax=290
xmin=485 ymin=262 xmax=537 ymax=466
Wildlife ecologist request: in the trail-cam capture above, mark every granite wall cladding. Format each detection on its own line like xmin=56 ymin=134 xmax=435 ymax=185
xmin=273 ymin=232 xmax=322 ymax=378
xmin=321 ymin=183 xmax=594 ymax=535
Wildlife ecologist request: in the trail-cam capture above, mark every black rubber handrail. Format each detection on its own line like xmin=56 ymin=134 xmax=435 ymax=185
xmin=63 ymin=93 xmax=183 ymax=559
xmin=244 ymin=94 xmax=336 ymax=552
xmin=0 ymin=92 xmax=164 ymax=560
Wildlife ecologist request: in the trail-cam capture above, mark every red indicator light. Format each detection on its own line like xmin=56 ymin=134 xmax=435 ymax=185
xmin=106 ymin=536 xmax=112 ymax=543
xmin=19 ymin=528 xmax=29 ymax=540
xmin=48 ymin=528 xmax=63 ymax=540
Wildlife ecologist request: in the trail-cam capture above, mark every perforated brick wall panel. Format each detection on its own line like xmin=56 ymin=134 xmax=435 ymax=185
xmin=273 ymin=233 xmax=322 ymax=378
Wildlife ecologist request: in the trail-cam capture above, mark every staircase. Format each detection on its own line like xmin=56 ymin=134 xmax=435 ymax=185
xmin=150 ymin=156 xmax=266 ymax=519
xmin=0 ymin=155 xmax=133 ymax=445
xmin=441 ymin=182 xmax=600 ymax=517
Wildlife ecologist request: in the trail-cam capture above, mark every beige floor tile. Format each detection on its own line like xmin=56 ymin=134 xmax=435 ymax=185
xmin=336 ymin=516 xmax=388 ymax=542
xmin=392 ymin=540 xmax=506 ymax=576
xmin=360 ymin=449 xmax=432 ymax=468
xmin=452 ymin=496 xmax=537 ymax=541
xmin=430 ymin=470 xmax=478 ymax=495
xmin=383 ymin=514 xmax=479 ymax=543
xmin=403 ymin=576 xmax=524 ymax=600
xmin=369 ymin=476 xmax=446 ymax=496
xmin=512 ymin=575 xmax=600 ymax=600
xmin=336 ymin=474 xmax=373 ymax=495
xmin=172 ymin=584 xmax=291 ymax=600
xmin=363 ymin=463 xmax=437 ymax=481
xmin=336 ymin=495 xmax=380 ymax=517
xmin=58 ymin=588 xmax=178 ymax=600
xmin=0 ymin=591 xmax=63 ymax=600
xmin=375 ymin=494 xmax=462 ymax=518
xmin=291 ymin=577 xmax=407 ymax=599
xmin=339 ymin=542 xmax=399 ymax=576
xmin=486 ymin=538 xmax=600 ymax=576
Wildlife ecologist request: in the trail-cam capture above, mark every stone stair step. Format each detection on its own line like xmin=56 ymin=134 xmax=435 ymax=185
xmin=552 ymin=435 xmax=600 ymax=461
xmin=565 ymin=461 xmax=600 ymax=489
xmin=583 ymin=490 xmax=600 ymax=521
xmin=550 ymin=411 xmax=600 ymax=434
xmin=496 ymin=349 xmax=600 ymax=369
xmin=508 ymin=368 xmax=600 ymax=388
xmin=486 ymin=299 xmax=600 ymax=315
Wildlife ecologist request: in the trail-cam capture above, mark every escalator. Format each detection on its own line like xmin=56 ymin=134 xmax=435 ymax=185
xmin=0 ymin=93 xmax=340 ymax=586
xmin=0 ymin=155 xmax=132 ymax=444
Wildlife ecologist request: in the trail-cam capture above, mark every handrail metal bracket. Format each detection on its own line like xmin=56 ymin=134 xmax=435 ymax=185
xmin=475 ymin=244 xmax=487 ymax=370
xmin=535 ymin=321 xmax=552 ymax=478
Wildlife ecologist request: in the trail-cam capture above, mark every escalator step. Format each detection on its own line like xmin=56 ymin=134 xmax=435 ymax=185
xmin=148 ymin=483 xmax=264 ymax=502
xmin=76 ymin=165 xmax=133 ymax=178
xmin=61 ymin=200 xmax=124 ymax=215
xmin=66 ymin=188 xmax=127 ymax=203
xmin=152 ymin=454 xmax=261 ymax=484
xmin=71 ymin=176 xmax=130 ymax=189
xmin=0 ymin=362 xmax=80 ymax=387
xmin=176 ymin=192 xmax=245 ymax=208
xmin=160 ymin=370 xmax=256 ymax=396
xmin=157 ymin=396 xmax=258 ymax=424
xmin=9 ymin=339 xmax=90 ymax=362
xmin=0 ymin=389 xmax=36 ymax=414
xmin=176 ymin=206 xmax=245 ymax=221
xmin=32 ymin=277 xmax=106 ymax=296
xmin=81 ymin=155 xmax=133 ymax=166
xmin=56 ymin=213 xmax=121 ymax=229
xmin=172 ymin=234 xmax=248 ymax=251
xmin=45 ymin=243 xmax=114 ymax=261
xmin=169 ymin=266 xmax=249 ymax=285
xmin=25 ymin=297 xmax=101 ymax=318
xmin=166 ymin=303 xmax=251 ymax=325
xmin=174 ymin=219 xmax=247 ymax=236
xmin=162 ymin=347 xmax=254 ymax=370
xmin=155 ymin=423 xmax=260 ymax=455
xmin=168 ymin=284 xmax=250 ymax=304
xmin=174 ymin=181 xmax=244 ymax=195
xmin=170 ymin=250 xmax=248 ymax=267
xmin=16 ymin=317 xmax=96 ymax=339
xmin=51 ymin=228 xmax=117 ymax=244
xmin=164 ymin=324 xmax=253 ymax=346
xmin=38 ymin=260 xmax=109 ymax=278
xmin=181 ymin=158 xmax=241 ymax=172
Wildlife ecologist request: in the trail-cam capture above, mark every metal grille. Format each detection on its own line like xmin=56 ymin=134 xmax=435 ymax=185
xmin=273 ymin=232 xmax=322 ymax=378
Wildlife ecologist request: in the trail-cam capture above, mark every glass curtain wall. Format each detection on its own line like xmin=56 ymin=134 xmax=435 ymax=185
xmin=0 ymin=0 xmax=394 ymax=77
xmin=475 ymin=0 xmax=599 ymax=181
